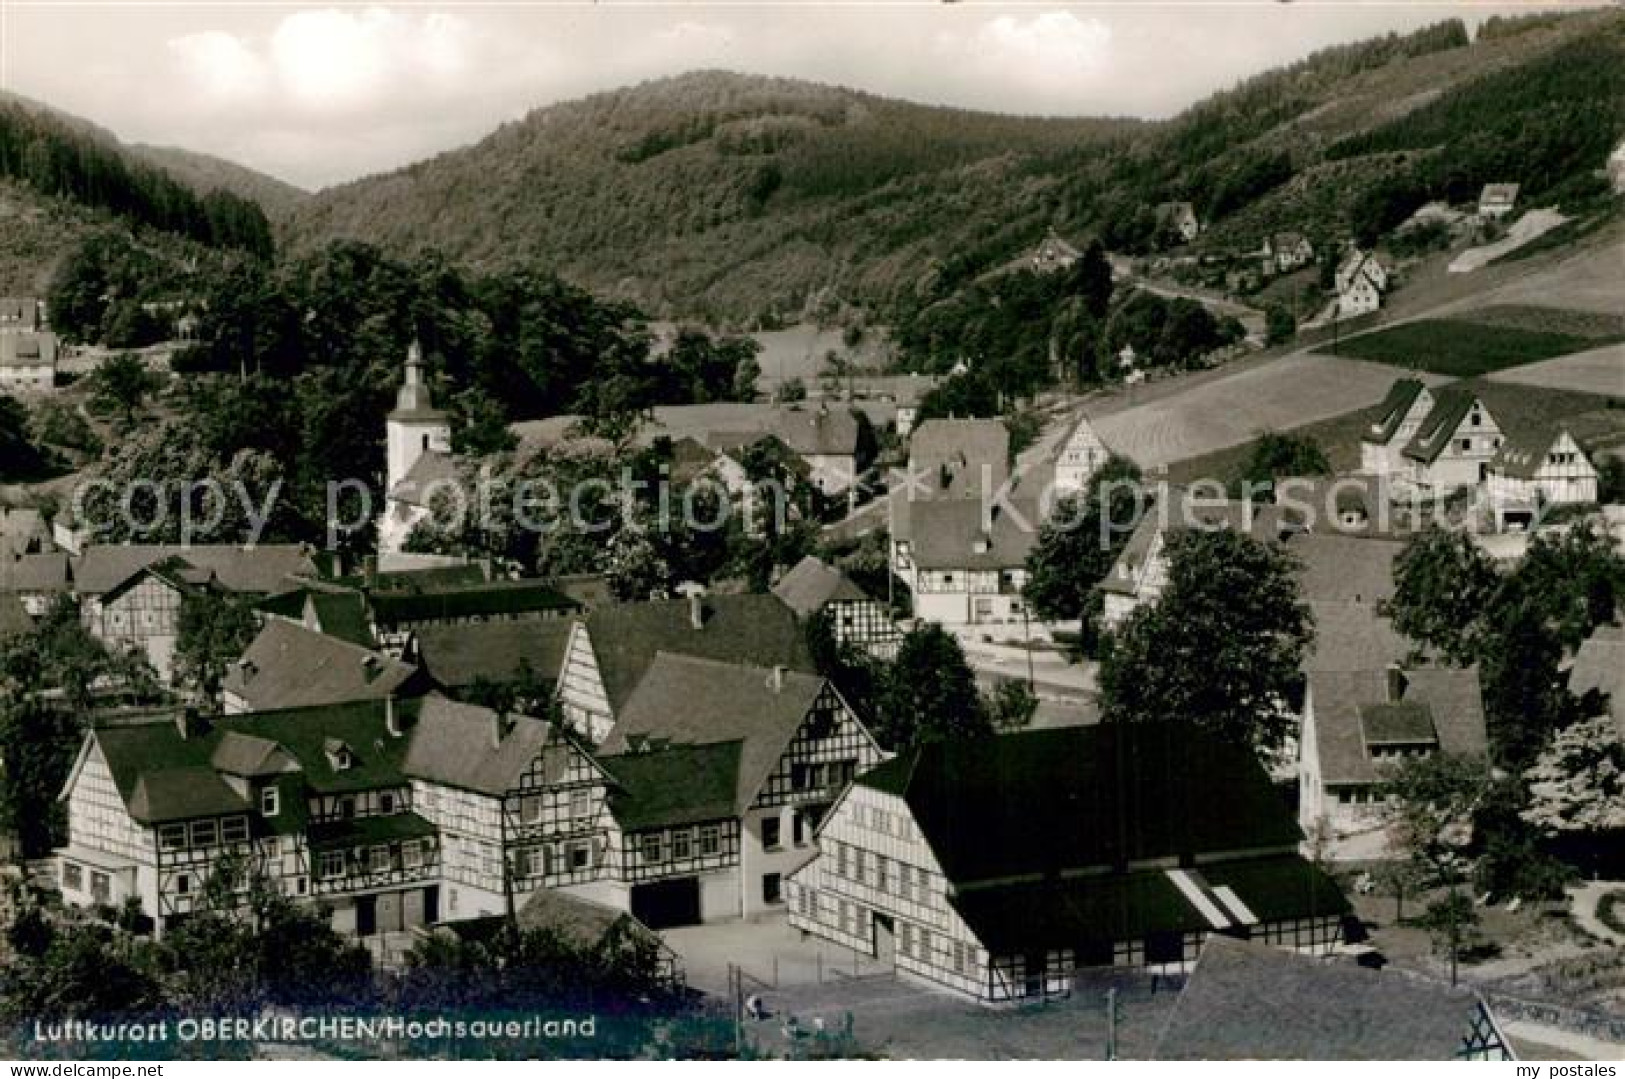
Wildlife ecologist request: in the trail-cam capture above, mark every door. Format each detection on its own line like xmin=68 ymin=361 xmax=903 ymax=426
xmin=424 ymin=886 xmax=440 ymax=926
xmin=632 ymin=877 xmax=702 ymax=929
xmin=873 ymin=913 xmax=896 ymax=968
xmin=376 ymin=891 xmax=404 ymax=934
xmin=356 ymin=895 xmax=377 ymax=937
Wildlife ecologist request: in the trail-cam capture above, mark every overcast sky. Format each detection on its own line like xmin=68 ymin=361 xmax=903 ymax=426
xmin=0 ymin=2 xmax=1578 ymax=191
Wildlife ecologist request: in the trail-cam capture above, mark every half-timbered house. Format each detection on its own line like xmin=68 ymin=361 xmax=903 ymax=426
xmin=787 ymin=725 xmax=1348 ymax=1004
xmin=1359 ymin=379 xmax=1436 ymax=477
xmin=773 ymin=555 xmax=900 ymax=659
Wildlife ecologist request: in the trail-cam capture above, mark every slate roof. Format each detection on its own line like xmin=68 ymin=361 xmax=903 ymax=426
xmin=767 ymin=407 xmax=859 ymax=458
xmin=411 ymin=619 xmax=573 ymax=690
xmin=907 ymin=419 xmax=1010 ymax=500
xmin=1402 ymin=387 xmax=1483 ymax=464
xmin=0 ymin=552 xmax=69 ymax=592
xmin=579 ymin=594 xmax=813 ymax=715
xmin=402 ymin=697 xmax=585 ymax=796
xmin=74 ymin=544 xmax=316 ymax=595
xmin=953 ymin=855 xmax=1347 ymax=957
xmin=859 ymin=724 xmax=1301 ymax=886
xmin=222 ymin=620 xmax=426 ymax=713
xmin=1307 ymin=666 xmax=1486 ymax=785
xmin=0 ymin=507 xmax=49 ymax=557
xmin=600 ymin=652 xmax=829 ymax=811
xmin=1303 ymin=601 xmax=1412 ymax=673
xmin=894 ymin=498 xmax=1040 ymax=571
xmin=1362 ymin=378 xmax=1426 ymax=445
xmin=1155 ymin=935 xmax=1506 ymax=1060
xmin=1288 ymin=533 xmax=1403 ymax=605
xmin=600 ymin=741 xmax=744 ymax=830
xmin=302 ymin=591 xmax=375 ymax=648
xmin=1490 ymin=425 xmax=1584 ymax=481
xmin=771 ymin=555 xmax=871 ymax=617
xmin=369 ymin=579 xmax=580 ymax=625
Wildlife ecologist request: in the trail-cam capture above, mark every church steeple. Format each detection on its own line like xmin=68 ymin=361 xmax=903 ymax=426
xmin=389 ymin=339 xmax=445 ymax=421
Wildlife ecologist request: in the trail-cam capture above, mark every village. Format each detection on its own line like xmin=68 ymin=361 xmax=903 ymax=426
xmin=2 ymin=5 xmax=1625 ymax=1065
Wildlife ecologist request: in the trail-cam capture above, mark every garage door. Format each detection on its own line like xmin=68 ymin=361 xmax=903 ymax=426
xmin=632 ymin=877 xmax=702 ymax=929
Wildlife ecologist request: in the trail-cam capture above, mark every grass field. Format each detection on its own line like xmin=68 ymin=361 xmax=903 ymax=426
xmin=1315 ymin=314 xmax=1625 ymax=377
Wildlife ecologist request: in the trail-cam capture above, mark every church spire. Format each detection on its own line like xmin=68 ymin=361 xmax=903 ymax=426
xmin=390 ymin=339 xmax=443 ymax=419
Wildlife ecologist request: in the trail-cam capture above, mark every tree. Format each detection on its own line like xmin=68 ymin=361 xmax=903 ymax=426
xmin=774 ymin=378 xmax=807 ymax=404
xmin=1385 ymin=528 xmax=1501 ymax=666
xmin=87 ymin=353 xmax=160 ymax=427
xmin=1098 ymin=527 xmax=1311 ymax=754
xmin=985 ymin=678 xmax=1038 ymax=732
xmin=1523 ymin=713 xmax=1625 ymax=836
xmin=0 ymin=695 xmax=82 ymax=859
xmin=1264 ymin=303 xmax=1297 ymax=347
xmin=1234 ymin=430 xmax=1330 ymax=497
xmin=174 ymin=591 xmax=259 ymax=703
xmin=1510 ymin=523 xmax=1624 ymax=651
xmin=1023 ymin=455 xmax=1143 ymax=634
xmin=873 ymin=624 xmax=991 ymax=750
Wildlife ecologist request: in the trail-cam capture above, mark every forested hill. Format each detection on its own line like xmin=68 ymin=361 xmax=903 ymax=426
xmin=129 ymin=143 xmax=308 ymax=216
xmin=280 ymin=8 xmax=1624 ymax=323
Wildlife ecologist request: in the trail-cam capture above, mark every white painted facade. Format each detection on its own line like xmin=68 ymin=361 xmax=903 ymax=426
xmin=1054 ymin=416 xmax=1110 ymax=497
xmin=1486 ymin=430 xmax=1600 ymax=526
xmin=1360 ymin=386 xmax=1436 ymax=476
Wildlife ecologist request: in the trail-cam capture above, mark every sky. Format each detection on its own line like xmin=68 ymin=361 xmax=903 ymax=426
xmin=0 ymin=1 xmax=1584 ymax=191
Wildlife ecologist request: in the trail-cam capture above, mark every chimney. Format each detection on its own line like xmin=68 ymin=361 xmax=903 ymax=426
xmin=490 ymin=711 xmax=513 ymax=749
xmin=768 ymin=665 xmax=787 ymax=693
xmin=361 ymin=653 xmax=380 ymax=683
xmin=175 ymin=707 xmax=206 ymax=741
xmin=689 ymin=591 xmax=704 ymax=631
xmin=1385 ymin=663 xmax=1407 ymax=703
xmin=236 ymin=658 xmax=257 ymax=683
xmin=384 ymin=695 xmax=402 ymax=738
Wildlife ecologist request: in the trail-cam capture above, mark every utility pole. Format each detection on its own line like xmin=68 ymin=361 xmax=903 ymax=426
xmin=1105 ymin=986 xmax=1118 ymax=1061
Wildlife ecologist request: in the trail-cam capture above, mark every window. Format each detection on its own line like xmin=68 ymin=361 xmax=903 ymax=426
xmin=763 ymin=873 xmax=783 ymax=904
xmin=900 ymin=923 xmax=915 ymax=957
xmin=260 ymin=787 xmax=280 ymax=817
xmin=379 ymin=793 xmax=396 ymax=815
xmin=791 ymin=762 xmax=809 ymax=790
xmin=762 ymin=816 xmax=782 ymax=851
xmin=700 ymin=826 xmax=720 ymax=857
xmin=918 ymin=928 xmax=931 ymax=961
xmin=295 ymin=876 xmax=308 ymax=896
xmin=520 ymin=794 xmax=543 ymax=824
xmin=221 ymin=816 xmax=249 ymax=844
xmin=319 ymin=852 xmax=344 ymax=880
xmin=569 ymin=841 xmax=591 ymax=871
xmin=338 ymin=797 xmax=356 ymax=820
xmin=403 ymin=840 xmax=424 ymax=869
xmin=190 ymin=819 xmax=219 ymax=847
xmin=836 ymin=842 xmax=849 ymax=879
xmin=672 ymin=829 xmax=693 ymax=861
xmin=854 ymin=850 xmax=867 ymax=885
xmin=793 ymin=813 xmax=807 ymax=848
xmin=569 ymin=789 xmax=591 ymax=821
xmin=952 ymin=941 xmax=968 ymax=975
xmin=90 ymin=872 xmax=111 ymax=904
xmin=799 ymin=887 xmax=814 ymax=917
xmin=512 ymin=845 xmax=535 ymax=877
xmin=642 ymin=834 xmax=665 ymax=864
xmin=899 ymin=866 xmax=913 ymax=903
xmin=175 ymin=873 xmax=192 ymax=896
xmin=876 ymin=857 xmax=890 ymax=894
xmin=159 ymin=823 xmax=187 ymax=850
xmin=369 ymin=846 xmax=392 ymax=873
xmin=61 ymin=862 xmax=83 ymax=891
xmin=1459 ymin=438 xmax=1472 ymax=452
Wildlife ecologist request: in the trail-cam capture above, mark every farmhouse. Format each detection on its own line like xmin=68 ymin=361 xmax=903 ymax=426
xmin=597 ymin=653 xmax=884 ymax=927
xmin=773 ymin=554 xmax=900 ymax=659
xmin=1267 ymin=232 xmax=1314 ymax=273
xmin=0 ymin=551 xmax=70 ymax=616
xmin=906 ymin=418 xmax=1009 ymax=502
xmin=554 ymin=592 xmax=812 ymax=743
xmin=0 ymin=297 xmax=40 ymax=332
xmin=1053 ymin=413 xmax=1111 ymax=496
xmin=1334 ymin=249 xmax=1387 ymax=318
xmin=221 ymin=618 xmax=430 ymax=714
xmin=74 ymin=544 xmax=317 ymax=682
xmin=1485 ymin=421 xmax=1601 ymax=530
xmin=1478 ymin=183 xmax=1520 ymax=218
xmin=0 ymin=332 xmax=58 ymax=393
xmin=890 ymin=497 xmax=1039 ymax=633
xmin=1398 ymin=386 xmax=1505 ymax=496
xmin=1155 ymin=936 xmax=1514 ymax=1060
xmin=786 ymin=725 xmax=1349 ymax=1003
xmin=1155 ymin=202 xmax=1201 ymax=243
xmin=1360 ymin=378 xmax=1436 ymax=477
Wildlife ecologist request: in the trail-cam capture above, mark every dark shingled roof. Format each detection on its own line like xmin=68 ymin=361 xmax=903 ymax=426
xmin=1362 ymin=378 xmax=1426 ymax=445
xmin=73 ymin=544 xmax=315 ymax=595
xmin=772 ymin=555 xmax=871 ymax=617
xmin=1155 ymin=935 xmax=1506 ymax=1060
xmin=303 ymin=592 xmax=375 ymax=648
xmin=581 ymin=594 xmax=813 ymax=715
xmin=0 ymin=552 xmax=70 ymax=593
xmin=600 ymin=741 xmax=743 ymax=830
xmin=1402 ymin=387 xmax=1482 ymax=464
xmin=222 ymin=620 xmax=426 ymax=713
xmin=1288 ymin=533 xmax=1403 ymax=606
xmin=412 ymin=619 xmax=572 ymax=690
xmin=307 ymin=810 xmax=437 ymax=851
xmin=1304 ymin=602 xmax=1411 ymax=673
xmin=600 ymin=652 xmax=829 ymax=810
xmin=906 ymin=418 xmax=1010 ymax=501
xmin=1308 ymin=667 xmax=1486 ymax=785
xmin=859 ymin=724 xmax=1301 ymax=886
xmin=402 ymin=697 xmax=588 ymax=796
xmin=894 ymin=498 xmax=1040 ymax=571
xmin=369 ymin=579 xmax=580 ymax=625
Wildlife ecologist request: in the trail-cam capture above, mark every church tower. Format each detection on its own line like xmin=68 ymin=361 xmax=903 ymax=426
xmin=385 ymin=341 xmax=451 ymax=496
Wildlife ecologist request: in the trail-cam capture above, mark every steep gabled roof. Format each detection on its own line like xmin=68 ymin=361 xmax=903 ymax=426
xmin=1402 ymin=387 xmax=1484 ymax=464
xmin=1155 ymin=936 xmax=1507 ymax=1060
xmin=402 ymin=696 xmax=592 ymax=796
xmin=1288 ymin=533 xmax=1403 ymax=606
xmin=1303 ymin=601 xmax=1412 ymax=673
xmin=387 ymin=450 xmax=463 ymax=506
xmin=907 ymin=419 xmax=1009 ymax=500
xmin=1308 ymin=667 xmax=1487 ymax=785
xmin=581 ymin=594 xmax=813 ymax=715
xmin=600 ymin=652 xmax=830 ymax=810
xmin=600 ymin=741 xmax=743 ymax=831
xmin=771 ymin=555 xmax=872 ymax=617
xmin=222 ymin=620 xmax=425 ymax=713
xmin=73 ymin=544 xmax=315 ymax=596
xmin=411 ymin=618 xmax=573 ymax=690
xmin=894 ymin=498 xmax=1040 ymax=571
xmin=859 ymin=724 xmax=1301 ymax=886
xmin=1362 ymin=378 xmax=1427 ymax=446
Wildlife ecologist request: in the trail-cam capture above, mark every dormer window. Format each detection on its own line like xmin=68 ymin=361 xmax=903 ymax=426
xmin=324 ymin=738 xmax=354 ymax=772
xmin=261 ymin=786 xmax=280 ymax=817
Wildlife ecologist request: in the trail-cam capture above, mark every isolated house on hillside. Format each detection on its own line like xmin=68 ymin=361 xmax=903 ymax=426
xmin=1360 ymin=378 xmax=1436 ymax=477
xmin=1334 ymin=249 xmax=1387 ymax=318
xmin=0 ymin=332 xmax=58 ymax=394
xmin=1155 ymin=936 xmax=1514 ymax=1060
xmin=1478 ymin=183 xmax=1520 ymax=218
xmin=773 ymin=554 xmax=900 ymax=659
xmin=788 ymin=725 xmax=1349 ymax=1003
xmin=1266 ymin=232 xmax=1314 ymax=273
xmin=598 ymin=654 xmax=884 ymax=926
xmin=1155 ymin=201 xmax=1201 ymax=243
xmin=1030 ymin=229 xmax=1082 ymax=274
